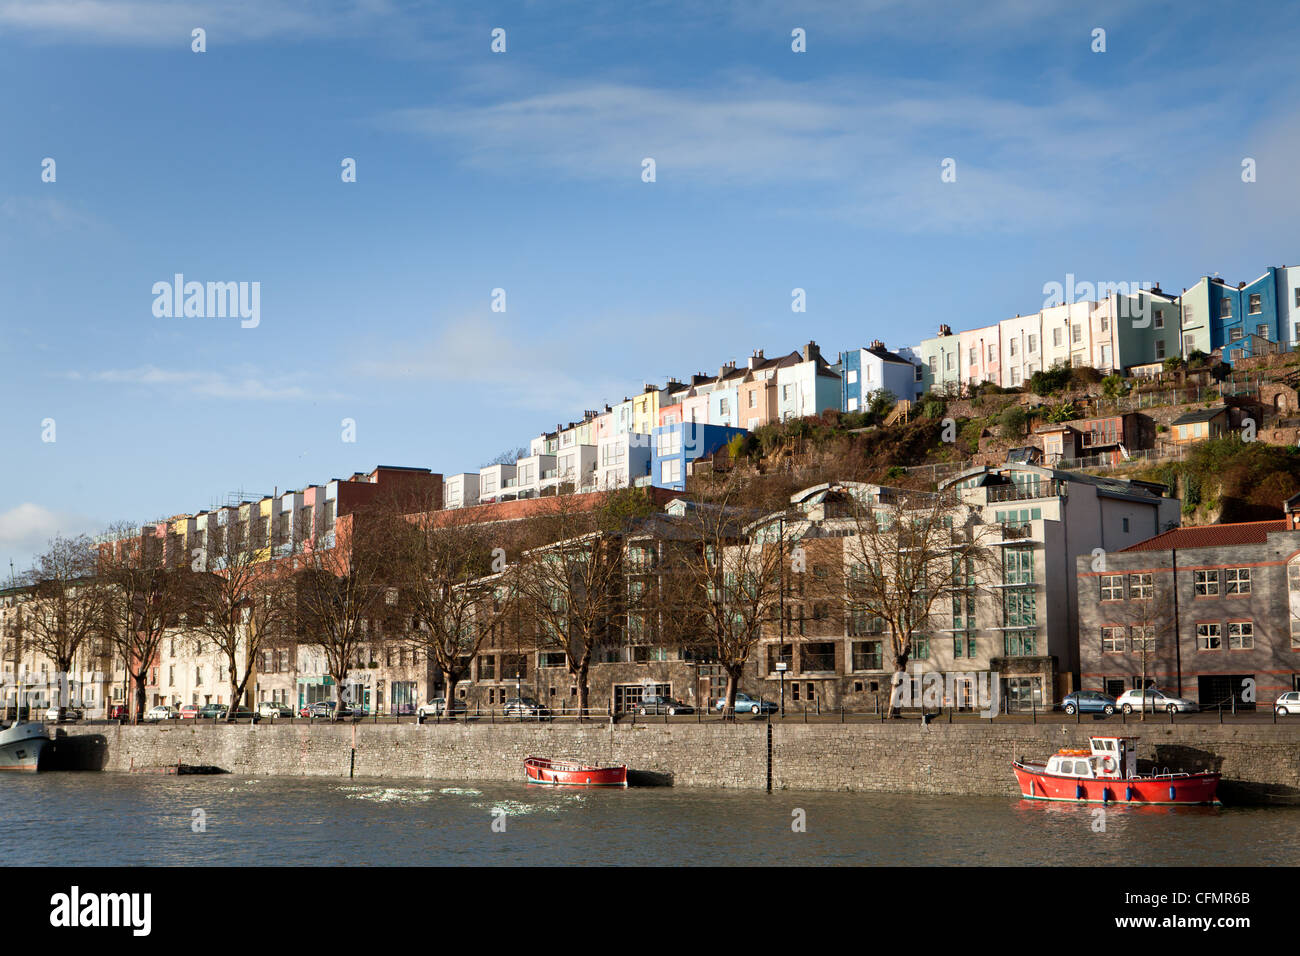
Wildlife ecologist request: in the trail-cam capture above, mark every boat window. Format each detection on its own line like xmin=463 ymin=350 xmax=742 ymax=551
xmin=1059 ymin=760 xmax=1074 ymax=774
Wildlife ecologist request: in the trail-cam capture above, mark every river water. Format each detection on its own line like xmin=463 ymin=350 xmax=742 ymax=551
xmin=5 ymin=773 xmax=1300 ymax=866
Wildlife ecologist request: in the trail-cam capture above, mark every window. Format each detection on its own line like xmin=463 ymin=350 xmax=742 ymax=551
xmin=1249 ymin=294 xmax=1262 ymax=314
xmin=1221 ymin=297 xmax=1233 ymax=319
xmin=1128 ymin=573 xmax=1153 ymax=600
xmin=847 ymin=370 xmax=858 ymax=384
xmin=988 ymin=345 xmax=996 ymax=362
xmin=968 ymin=347 xmax=976 ymax=365
xmin=1155 ymin=340 xmax=1165 ymax=360
xmin=656 ymin=430 xmax=681 ymax=456
xmin=718 ymin=397 xmax=730 ymax=416
xmin=1225 ymin=568 xmax=1251 ymax=595
xmin=1011 ymin=367 xmax=1022 ymax=386
xmin=1003 ymin=590 xmax=1036 ymax=629
xmin=1288 ymin=563 xmax=1300 ymax=592
xmin=1228 ymin=621 xmax=1254 ymax=649
xmin=748 ymin=391 xmax=758 ymax=408
xmin=911 ymin=635 xmax=930 ymax=660
xmin=1230 ymin=327 xmax=1243 ymax=342
xmin=847 ymin=397 xmax=858 ymax=411
xmin=1154 ymin=309 xmax=1165 ymax=329
xmin=1052 ymin=328 xmax=1062 ymax=347
xmin=1100 ymin=575 xmax=1124 ymax=601
xmin=851 ymin=641 xmax=883 ymax=670
xmin=1291 ymin=619 xmax=1300 ymax=650
xmin=1003 ymin=546 xmax=1034 ymax=585
xmin=945 ymin=352 xmax=954 ymax=371
xmin=1185 ymin=304 xmax=1195 ymax=322
xmin=1009 ymin=339 xmax=1018 ymax=357
xmin=660 ymin=459 xmax=681 ymax=484
xmin=1196 ymin=623 xmax=1221 ymax=650
xmin=928 ymin=356 xmax=937 ymax=371
xmin=800 ymin=642 xmax=835 ymax=672
xmin=1195 ymin=570 xmax=1219 ymax=596
xmin=1131 ymin=626 xmax=1155 ymax=653
xmin=1028 ymin=333 xmax=1038 ymax=353
xmin=1257 ymin=324 xmax=1270 ymax=339
xmin=1184 ymin=335 xmax=1196 ymax=353
xmin=1101 ymin=316 xmax=1110 ymax=332
xmin=1072 ymin=324 xmax=1082 ymax=344
xmin=1101 ymin=626 xmax=1126 ymax=653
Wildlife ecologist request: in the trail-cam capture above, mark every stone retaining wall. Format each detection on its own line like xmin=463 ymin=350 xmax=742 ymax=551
xmin=45 ymin=721 xmax=1300 ymax=803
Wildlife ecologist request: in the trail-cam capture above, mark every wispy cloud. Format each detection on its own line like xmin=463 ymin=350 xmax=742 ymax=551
xmin=0 ymin=0 xmax=400 ymax=44
xmin=61 ymin=365 xmax=344 ymax=401
xmin=0 ymin=196 xmax=105 ymax=237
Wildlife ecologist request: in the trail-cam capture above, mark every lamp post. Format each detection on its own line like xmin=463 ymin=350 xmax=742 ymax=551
xmin=776 ymin=661 xmax=787 ymax=717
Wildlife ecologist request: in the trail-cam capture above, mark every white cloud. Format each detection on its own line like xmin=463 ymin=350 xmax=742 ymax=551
xmin=0 ymin=0 xmax=398 ymax=44
xmin=0 ymin=503 xmax=103 ymax=575
xmin=62 ymin=365 xmax=343 ymax=402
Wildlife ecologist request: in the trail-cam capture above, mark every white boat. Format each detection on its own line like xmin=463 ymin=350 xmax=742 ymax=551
xmin=0 ymin=721 xmax=49 ymax=772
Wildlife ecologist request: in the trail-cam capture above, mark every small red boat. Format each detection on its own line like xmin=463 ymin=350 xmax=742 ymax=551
xmin=524 ymin=756 xmax=628 ymax=787
xmin=1013 ymin=736 xmax=1220 ymax=806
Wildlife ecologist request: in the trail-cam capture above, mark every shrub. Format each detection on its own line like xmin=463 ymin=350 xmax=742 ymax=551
xmin=1028 ymin=366 xmax=1071 ymax=396
xmin=1100 ymin=373 xmax=1127 ymax=400
xmin=919 ymin=395 xmax=946 ymax=419
xmin=999 ymin=405 xmax=1027 ymax=439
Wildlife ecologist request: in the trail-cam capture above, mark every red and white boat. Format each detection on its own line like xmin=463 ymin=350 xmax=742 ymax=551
xmin=524 ymin=756 xmax=628 ymax=787
xmin=1013 ymin=736 xmax=1220 ymax=806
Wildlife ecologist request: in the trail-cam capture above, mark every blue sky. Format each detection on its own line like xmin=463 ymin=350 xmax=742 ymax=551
xmin=3 ymin=0 xmax=1299 ymax=573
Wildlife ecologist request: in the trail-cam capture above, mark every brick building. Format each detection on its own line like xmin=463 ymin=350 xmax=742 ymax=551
xmin=1077 ymin=507 xmax=1300 ymax=708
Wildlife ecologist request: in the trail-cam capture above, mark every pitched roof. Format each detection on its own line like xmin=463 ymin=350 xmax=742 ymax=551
xmin=1121 ymin=519 xmax=1290 ymax=552
xmin=1171 ymin=406 xmax=1228 ymax=426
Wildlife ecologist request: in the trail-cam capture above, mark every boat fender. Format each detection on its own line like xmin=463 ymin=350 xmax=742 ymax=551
xmin=1125 ymin=786 xmax=1133 ymax=802
xmin=1075 ymin=783 xmax=1083 ymax=800
xmin=1169 ymin=785 xmax=1176 ymax=801
xmin=1102 ymin=787 xmax=1110 ymax=803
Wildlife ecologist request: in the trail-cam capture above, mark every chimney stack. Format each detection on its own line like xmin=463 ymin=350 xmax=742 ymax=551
xmin=802 ymin=340 xmax=822 ymax=362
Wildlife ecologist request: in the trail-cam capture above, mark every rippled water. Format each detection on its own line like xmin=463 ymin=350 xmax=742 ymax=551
xmin=5 ymin=773 xmax=1300 ymax=866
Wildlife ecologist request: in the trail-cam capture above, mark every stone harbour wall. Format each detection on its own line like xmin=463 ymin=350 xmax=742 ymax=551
xmin=44 ymin=720 xmax=1300 ymax=803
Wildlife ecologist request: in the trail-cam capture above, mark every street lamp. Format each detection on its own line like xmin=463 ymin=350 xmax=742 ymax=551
xmin=776 ymin=661 xmax=787 ymax=717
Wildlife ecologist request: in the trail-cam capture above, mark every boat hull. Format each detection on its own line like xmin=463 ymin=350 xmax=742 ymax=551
xmin=524 ymin=757 xmax=627 ymax=787
xmin=1013 ymin=761 xmax=1220 ymax=806
xmin=0 ymin=722 xmax=49 ymax=772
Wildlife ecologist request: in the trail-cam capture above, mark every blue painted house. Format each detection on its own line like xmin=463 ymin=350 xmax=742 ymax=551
xmin=650 ymin=422 xmax=747 ymax=491
xmin=1181 ymin=269 xmax=1283 ymax=359
xmin=839 ymin=340 xmax=924 ymax=411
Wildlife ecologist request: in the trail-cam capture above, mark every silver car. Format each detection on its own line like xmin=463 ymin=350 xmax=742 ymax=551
xmin=1276 ymin=691 xmax=1300 ymax=716
xmin=1115 ymin=688 xmax=1197 ymax=714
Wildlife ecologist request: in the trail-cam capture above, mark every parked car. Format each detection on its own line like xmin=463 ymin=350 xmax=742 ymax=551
xmin=257 ymin=701 xmax=294 ymax=720
xmin=418 ymin=697 xmax=467 ymax=718
xmin=178 ymin=704 xmax=200 ymax=719
xmin=197 ymin=703 xmax=227 ymax=720
xmin=503 ymin=697 xmax=550 ymax=719
xmin=1115 ymin=688 xmax=1197 ymax=714
xmin=305 ymin=700 xmax=360 ymax=720
xmin=144 ymin=705 xmax=178 ymax=722
xmin=715 ymin=693 xmax=777 ymax=715
xmin=1061 ymin=691 xmax=1116 ymax=716
xmin=1275 ymin=691 xmax=1300 ymax=716
xmin=107 ymin=704 xmax=129 ymax=721
xmin=638 ymin=695 xmax=694 ymax=716
xmin=43 ymin=705 xmax=84 ymax=722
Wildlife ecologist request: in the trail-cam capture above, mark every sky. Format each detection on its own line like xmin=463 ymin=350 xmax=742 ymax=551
xmin=2 ymin=0 xmax=1299 ymax=575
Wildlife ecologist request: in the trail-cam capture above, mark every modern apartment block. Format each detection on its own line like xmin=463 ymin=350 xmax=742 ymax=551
xmin=443 ymin=473 xmax=480 ymax=510
xmin=1076 ymin=507 xmax=1300 ymax=708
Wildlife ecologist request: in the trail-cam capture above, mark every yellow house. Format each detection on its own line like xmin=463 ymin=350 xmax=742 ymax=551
xmin=632 ymin=384 xmax=667 ymax=435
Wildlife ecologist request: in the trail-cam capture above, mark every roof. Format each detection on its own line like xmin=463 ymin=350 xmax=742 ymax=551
xmin=1171 ymin=406 xmax=1228 ymax=426
xmin=865 ymin=345 xmax=914 ymax=365
xmin=1121 ymin=519 xmax=1289 ymax=552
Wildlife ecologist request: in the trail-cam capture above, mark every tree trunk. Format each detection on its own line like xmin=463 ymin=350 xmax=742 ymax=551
xmin=576 ymin=660 xmax=590 ymax=720
xmin=55 ymin=657 xmax=73 ymax=723
xmin=888 ymin=651 xmax=910 ymax=718
xmin=133 ymin=673 xmax=147 ymax=725
xmin=722 ymin=667 xmax=740 ymax=720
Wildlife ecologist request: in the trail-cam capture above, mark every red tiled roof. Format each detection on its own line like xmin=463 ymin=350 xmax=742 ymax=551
xmin=1121 ymin=519 xmax=1290 ymax=552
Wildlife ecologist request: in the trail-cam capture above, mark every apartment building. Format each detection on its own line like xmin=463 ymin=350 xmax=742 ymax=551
xmin=839 ymin=340 xmax=923 ymax=409
xmin=776 ymin=341 xmax=842 ymax=420
xmin=650 ymin=421 xmax=747 ymax=491
xmin=443 ymin=473 xmax=480 ymax=510
xmin=1077 ymin=507 xmax=1300 ymax=708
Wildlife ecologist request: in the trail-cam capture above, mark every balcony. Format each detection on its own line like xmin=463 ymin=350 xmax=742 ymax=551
xmin=985 ymin=480 xmax=1066 ymax=503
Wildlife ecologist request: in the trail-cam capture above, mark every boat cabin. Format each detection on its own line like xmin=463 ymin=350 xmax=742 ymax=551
xmin=1045 ymin=737 xmax=1137 ymax=779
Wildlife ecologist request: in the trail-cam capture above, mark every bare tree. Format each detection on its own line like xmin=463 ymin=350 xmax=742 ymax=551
xmin=388 ymin=509 xmax=515 ymax=710
xmin=22 ymin=535 xmax=106 ymax=721
xmin=291 ymin=501 xmax=401 ymax=720
xmin=673 ymin=475 xmax=786 ymax=716
xmin=481 ymin=447 xmax=528 ymax=468
xmin=834 ymin=483 xmax=998 ymax=716
xmin=187 ymin=516 xmax=297 ymax=720
xmin=511 ymin=496 xmax=637 ymax=718
xmin=97 ymin=523 xmax=192 ymax=723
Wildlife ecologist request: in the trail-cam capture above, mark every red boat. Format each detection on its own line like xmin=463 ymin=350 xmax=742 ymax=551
xmin=524 ymin=756 xmax=628 ymax=787
xmin=1013 ymin=736 xmax=1220 ymax=806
